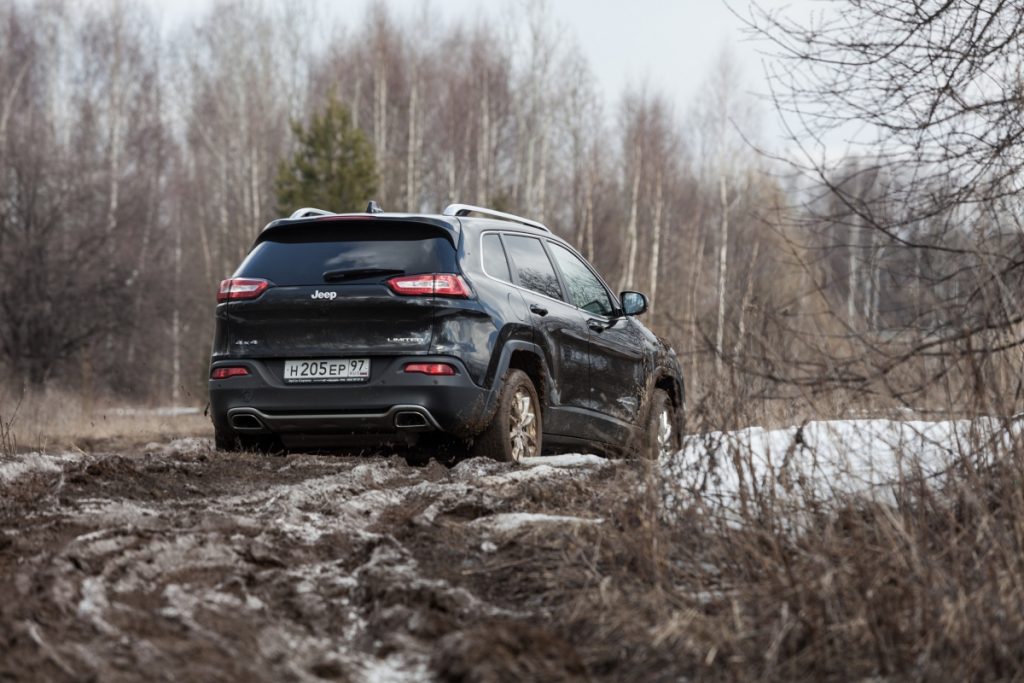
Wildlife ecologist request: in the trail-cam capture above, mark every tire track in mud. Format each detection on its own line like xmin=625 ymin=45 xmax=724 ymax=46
xmin=0 ymin=441 xmax=613 ymax=682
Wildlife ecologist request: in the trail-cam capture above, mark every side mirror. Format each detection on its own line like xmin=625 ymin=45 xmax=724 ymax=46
xmin=620 ymin=291 xmax=648 ymax=316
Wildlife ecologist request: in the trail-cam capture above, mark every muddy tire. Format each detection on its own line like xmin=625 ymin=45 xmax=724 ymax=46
xmin=214 ymin=425 xmax=235 ymax=452
xmin=471 ymin=369 xmax=542 ymax=462
xmin=643 ymin=389 xmax=678 ymax=459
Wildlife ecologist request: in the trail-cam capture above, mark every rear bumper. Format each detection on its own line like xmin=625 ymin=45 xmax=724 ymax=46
xmin=209 ymin=355 xmax=494 ymax=440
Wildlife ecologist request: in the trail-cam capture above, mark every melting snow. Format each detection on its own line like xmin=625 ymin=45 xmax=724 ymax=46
xmin=666 ymin=418 xmax=1018 ymax=506
xmin=471 ymin=512 xmax=604 ymax=533
xmin=519 ymin=453 xmax=608 ymax=468
xmin=0 ymin=454 xmax=63 ymax=483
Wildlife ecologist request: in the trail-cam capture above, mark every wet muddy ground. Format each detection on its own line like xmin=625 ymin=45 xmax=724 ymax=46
xmin=0 ymin=440 xmax=647 ymax=682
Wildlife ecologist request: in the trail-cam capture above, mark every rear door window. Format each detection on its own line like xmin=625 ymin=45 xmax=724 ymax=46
xmin=235 ymin=222 xmax=457 ymax=285
xmin=502 ymin=235 xmax=563 ymax=300
xmin=548 ymin=243 xmax=615 ymax=316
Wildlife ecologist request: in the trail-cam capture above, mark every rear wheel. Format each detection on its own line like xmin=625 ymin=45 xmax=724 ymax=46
xmin=471 ymin=369 xmax=542 ymax=462
xmin=644 ymin=389 xmax=678 ymax=459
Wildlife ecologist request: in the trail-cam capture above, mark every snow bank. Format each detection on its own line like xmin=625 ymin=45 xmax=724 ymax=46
xmin=665 ymin=418 xmax=1016 ymax=506
xmin=470 ymin=512 xmax=604 ymax=534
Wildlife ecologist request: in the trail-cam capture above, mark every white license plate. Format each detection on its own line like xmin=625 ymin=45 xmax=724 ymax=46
xmin=283 ymin=358 xmax=370 ymax=383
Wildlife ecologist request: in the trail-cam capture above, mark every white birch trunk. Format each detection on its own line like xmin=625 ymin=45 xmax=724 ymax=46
xmin=478 ymin=82 xmax=489 ymax=203
xmin=848 ymin=221 xmax=859 ymax=322
xmin=374 ymin=63 xmax=387 ymax=202
xmin=732 ymin=240 xmax=761 ymax=359
xmin=619 ymin=151 xmax=642 ymax=291
xmin=648 ymin=172 xmax=664 ymax=319
xmin=583 ymin=162 xmax=595 ymax=261
xmin=352 ymin=76 xmax=362 ymax=129
xmin=171 ymin=225 xmax=182 ymax=405
xmin=715 ymin=175 xmax=730 ymax=376
xmin=406 ymin=80 xmax=418 ymax=211
xmin=689 ymin=214 xmax=707 ymax=386
xmin=536 ymin=127 xmax=548 ymax=223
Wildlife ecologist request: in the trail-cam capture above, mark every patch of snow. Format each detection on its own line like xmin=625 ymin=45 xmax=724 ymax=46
xmin=0 ymin=453 xmax=64 ymax=484
xmin=449 ymin=457 xmax=508 ymax=480
xmin=354 ymin=655 xmax=429 ymax=683
xmin=470 ymin=512 xmax=604 ymax=533
xmin=143 ymin=437 xmax=213 ymax=455
xmin=666 ymin=418 xmax=1015 ymax=507
xmin=479 ymin=462 xmax=606 ymax=485
xmin=519 ymin=453 xmax=609 ymax=468
xmin=77 ymin=577 xmax=117 ymax=636
xmin=111 ymin=406 xmax=201 ymax=417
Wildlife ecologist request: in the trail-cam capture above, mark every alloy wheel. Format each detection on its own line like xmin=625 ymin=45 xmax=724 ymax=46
xmin=656 ymin=406 xmax=674 ymax=457
xmin=509 ymin=386 xmax=538 ymax=461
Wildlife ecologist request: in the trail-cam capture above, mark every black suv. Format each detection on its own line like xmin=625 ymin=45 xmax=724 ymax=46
xmin=209 ymin=203 xmax=684 ymax=461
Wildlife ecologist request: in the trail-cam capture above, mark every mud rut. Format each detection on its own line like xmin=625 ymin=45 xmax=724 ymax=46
xmin=0 ymin=440 xmax=620 ymax=682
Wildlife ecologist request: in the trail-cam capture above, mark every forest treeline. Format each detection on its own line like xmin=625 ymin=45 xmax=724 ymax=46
xmin=1 ymin=0 xmax=1021 ymax=420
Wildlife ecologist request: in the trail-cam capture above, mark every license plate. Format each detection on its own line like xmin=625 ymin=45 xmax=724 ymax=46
xmin=283 ymin=358 xmax=370 ymax=383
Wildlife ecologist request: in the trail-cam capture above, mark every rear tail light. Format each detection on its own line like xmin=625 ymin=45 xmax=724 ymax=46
xmin=386 ymin=274 xmax=471 ymax=298
xmin=211 ymin=366 xmax=250 ymax=379
xmin=404 ymin=362 xmax=457 ymax=376
xmin=217 ymin=278 xmax=270 ymax=302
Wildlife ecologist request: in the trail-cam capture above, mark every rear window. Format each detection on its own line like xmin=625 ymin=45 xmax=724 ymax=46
xmin=235 ymin=223 xmax=457 ymax=286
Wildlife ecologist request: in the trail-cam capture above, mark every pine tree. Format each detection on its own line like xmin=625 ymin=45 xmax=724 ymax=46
xmin=276 ymin=99 xmax=377 ymax=214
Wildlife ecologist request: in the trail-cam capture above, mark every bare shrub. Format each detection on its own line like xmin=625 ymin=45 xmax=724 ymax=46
xmin=0 ymin=399 xmax=18 ymax=457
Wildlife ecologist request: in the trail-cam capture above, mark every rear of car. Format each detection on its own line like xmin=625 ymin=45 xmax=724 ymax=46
xmin=209 ymin=215 xmax=491 ymax=450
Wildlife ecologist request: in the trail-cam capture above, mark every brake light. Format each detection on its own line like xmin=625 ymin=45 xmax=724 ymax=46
xmin=386 ymin=274 xmax=471 ymax=297
xmin=404 ymin=363 xmax=456 ymax=376
xmin=211 ymin=366 xmax=250 ymax=379
xmin=217 ymin=278 xmax=270 ymax=302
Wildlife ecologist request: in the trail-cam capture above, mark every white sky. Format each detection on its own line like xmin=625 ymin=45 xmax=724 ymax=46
xmin=149 ymin=0 xmax=773 ymax=115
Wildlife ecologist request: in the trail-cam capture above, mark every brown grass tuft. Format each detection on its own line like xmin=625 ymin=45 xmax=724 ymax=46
xmin=0 ymin=386 xmax=211 ymax=452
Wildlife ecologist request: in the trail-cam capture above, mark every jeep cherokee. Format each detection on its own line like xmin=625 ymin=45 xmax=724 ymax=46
xmin=209 ymin=203 xmax=684 ymax=461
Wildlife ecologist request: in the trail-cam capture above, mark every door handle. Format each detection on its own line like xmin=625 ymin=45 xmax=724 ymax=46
xmin=587 ymin=319 xmax=606 ymax=332
xmin=529 ymin=304 xmax=548 ymax=316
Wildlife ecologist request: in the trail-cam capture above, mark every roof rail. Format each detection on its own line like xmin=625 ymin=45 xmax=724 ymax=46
xmin=442 ymin=203 xmax=550 ymax=233
xmin=289 ymin=207 xmax=336 ymax=219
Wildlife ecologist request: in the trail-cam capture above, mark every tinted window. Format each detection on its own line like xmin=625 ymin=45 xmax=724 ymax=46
xmin=481 ymin=233 xmax=511 ymax=281
xmin=548 ymin=243 xmax=615 ymax=316
xmin=503 ymin=235 xmax=562 ymax=300
xmin=235 ymin=223 xmax=456 ymax=286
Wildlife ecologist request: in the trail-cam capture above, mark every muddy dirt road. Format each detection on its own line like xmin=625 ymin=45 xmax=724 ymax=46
xmin=0 ymin=440 xmax=660 ymax=682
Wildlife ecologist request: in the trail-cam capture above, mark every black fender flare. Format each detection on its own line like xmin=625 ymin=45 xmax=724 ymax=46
xmin=479 ymin=338 xmax=551 ymax=421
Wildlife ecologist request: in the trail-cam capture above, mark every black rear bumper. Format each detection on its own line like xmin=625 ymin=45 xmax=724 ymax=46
xmin=209 ymin=355 xmax=494 ymax=442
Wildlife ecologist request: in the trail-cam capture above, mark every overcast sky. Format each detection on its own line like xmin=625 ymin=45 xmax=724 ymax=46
xmin=152 ymin=0 xmax=775 ymax=116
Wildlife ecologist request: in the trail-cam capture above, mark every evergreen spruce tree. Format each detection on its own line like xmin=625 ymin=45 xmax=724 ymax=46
xmin=276 ymin=99 xmax=377 ymax=214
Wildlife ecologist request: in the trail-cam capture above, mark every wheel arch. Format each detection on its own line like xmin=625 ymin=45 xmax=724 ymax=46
xmin=492 ymin=340 xmax=550 ymax=410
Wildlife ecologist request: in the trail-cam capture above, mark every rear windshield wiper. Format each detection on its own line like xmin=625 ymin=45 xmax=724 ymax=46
xmin=322 ymin=267 xmax=405 ymax=282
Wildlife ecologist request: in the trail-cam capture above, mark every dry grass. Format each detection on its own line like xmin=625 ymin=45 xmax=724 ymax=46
xmin=539 ymin=407 xmax=1024 ymax=681
xmin=0 ymin=387 xmax=211 ymax=452
xmin=0 ymin=399 xmax=18 ymax=457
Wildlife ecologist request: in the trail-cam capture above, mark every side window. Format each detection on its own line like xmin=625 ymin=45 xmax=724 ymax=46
xmin=548 ymin=243 xmax=615 ymax=316
xmin=481 ymin=233 xmax=511 ymax=282
xmin=502 ymin=235 xmax=563 ymax=300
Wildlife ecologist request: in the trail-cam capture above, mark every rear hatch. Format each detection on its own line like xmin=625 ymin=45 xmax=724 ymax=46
xmin=223 ymin=220 xmax=461 ymax=369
